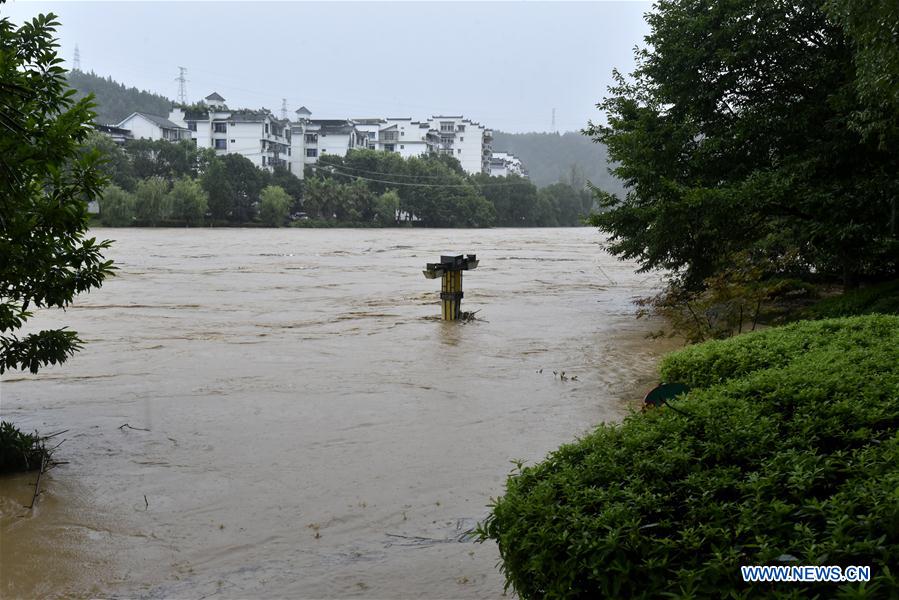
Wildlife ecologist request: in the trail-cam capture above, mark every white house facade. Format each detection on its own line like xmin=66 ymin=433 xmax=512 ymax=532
xmin=488 ymin=152 xmax=528 ymax=178
xmin=426 ymin=116 xmax=492 ymax=175
xmin=116 ymin=112 xmax=190 ymax=142
xmin=167 ymin=92 xmax=293 ymax=172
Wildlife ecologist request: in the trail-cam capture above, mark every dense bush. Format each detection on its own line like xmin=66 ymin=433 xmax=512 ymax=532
xmin=800 ymin=280 xmax=899 ymax=321
xmin=479 ymin=315 xmax=899 ymax=598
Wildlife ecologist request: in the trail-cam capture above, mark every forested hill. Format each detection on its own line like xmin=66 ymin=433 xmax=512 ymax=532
xmin=491 ymin=131 xmax=624 ymax=194
xmin=67 ymin=70 xmax=173 ymax=125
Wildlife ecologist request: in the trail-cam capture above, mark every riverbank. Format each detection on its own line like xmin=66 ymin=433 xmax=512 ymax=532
xmin=479 ymin=310 xmax=899 ymax=598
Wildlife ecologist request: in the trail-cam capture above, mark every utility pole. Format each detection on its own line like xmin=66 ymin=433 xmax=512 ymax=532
xmin=175 ymin=66 xmax=188 ymax=105
xmin=73 ymin=44 xmax=81 ymax=71
xmin=281 ymin=98 xmax=288 ymax=120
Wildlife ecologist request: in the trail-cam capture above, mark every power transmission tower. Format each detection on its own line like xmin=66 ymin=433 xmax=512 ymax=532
xmin=551 ymin=108 xmax=556 ymax=132
xmin=281 ymin=98 xmax=287 ymax=120
xmin=175 ymin=66 xmax=188 ymax=105
xmin=73 ymin=45 xmax=81 ymax=71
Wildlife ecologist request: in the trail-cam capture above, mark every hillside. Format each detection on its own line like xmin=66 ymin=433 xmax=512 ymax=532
xmin=491 ymin=131 xmax=624 ymax=194
xmin=67 ymin=69 xmax=173 ymax=125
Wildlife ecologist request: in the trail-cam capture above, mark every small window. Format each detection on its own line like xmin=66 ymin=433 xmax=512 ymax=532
xmin=188 ymin=122 xmax=197 ymax=131
xmin=457 ymin=149 xmax=462 ymax=154
xmin=400 ymin=131 xmax=404 ymax=137
xmin=384 ymin=144 xmax=395 ymax=152
xmin=213 ymin=122 xmax=227 ymax=133
xmin=265 ymin=124 xmax=269 ymax=134
xmin=460 ymin=136 xmax=464 ymax=141
xmin=288 ymin=147 xmax=291 ymax=156
xmin=457 ymin=125 xmax=465 ymax=132
xmin=230 ymin=139 xmax=235 ymax=143
xmin=262 ymin=156 xmax=267 ymax=166
xmin=400 ymin=145 xmax=404 ymax=149
xmin=214 ymin=139 xmax=227 ymax=149
xmin=305 ymin=133 xmax=318 ymax=144
xmin=306 ymin=148 xmax=317 ymax=157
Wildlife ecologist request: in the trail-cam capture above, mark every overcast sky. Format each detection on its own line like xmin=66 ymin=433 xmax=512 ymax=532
xmin=4 ymin=1 xmax=651 ymax=133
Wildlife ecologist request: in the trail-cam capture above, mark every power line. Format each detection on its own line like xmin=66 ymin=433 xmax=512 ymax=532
xmin=316 ymin=165 xmax=533 ymax=188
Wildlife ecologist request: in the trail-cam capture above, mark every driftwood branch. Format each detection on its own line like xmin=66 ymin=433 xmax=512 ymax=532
xmin=119 ymin=423 xmax=150 ymax=432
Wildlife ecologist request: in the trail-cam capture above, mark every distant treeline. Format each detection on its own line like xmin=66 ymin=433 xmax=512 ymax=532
xmin=84 ymin=134 xmax=594 ymax=228
xmin=491 ymin=130 xmax=625 ymax=194
xmin=68 ymin=70 xmax=172 ymax=125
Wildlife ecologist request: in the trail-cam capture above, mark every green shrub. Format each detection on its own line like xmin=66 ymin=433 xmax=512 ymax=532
xmin=478 ymin=315 xmax=899 ymax=599
xmin=801 ymin=280 xmax=899 ymax=320
xmin=0 ymin=421 xmax=47 ymax=473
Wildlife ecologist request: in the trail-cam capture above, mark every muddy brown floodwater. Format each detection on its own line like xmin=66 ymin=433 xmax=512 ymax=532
xmin=1 ymin=227 xmax=674 ymax=599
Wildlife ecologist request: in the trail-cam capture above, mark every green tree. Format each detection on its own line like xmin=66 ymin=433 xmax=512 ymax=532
xmin=201 ymin=153 xmax=233 ymax=222
xmin=258 ymin=185 xmax=291 ymax=227
xmin=134 ymin=176 xmax=171 ymax=225
xmin=586 ymin=0 xmax=898 ymax=290
xmin=79 ymin=130 xmax=135 ymax=190
xmin=374 ymin=190 xmax=400 ymax=225
xmin=169 ymin=177 xmax=208 ymax=226
xmin=0 ymin=9 xmax=114 ymax=374
xmin=99 ymin=184 xmax=136 ymax=226
xmin=220 ymin=154 xmax=264 ymax=223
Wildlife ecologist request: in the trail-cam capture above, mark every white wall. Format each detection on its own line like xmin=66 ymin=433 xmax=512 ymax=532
xmin=118 ymin=114 xmax=163 ymax=141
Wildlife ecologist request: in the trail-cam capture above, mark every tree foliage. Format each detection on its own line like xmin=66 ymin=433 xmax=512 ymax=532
xmin=99 ymin=184 xmax=136 ymax=226
xmin=258 ymin=185 xmax=291 ymax=227
xmin=0 ymin=8 xmax=114 ymax=374
xmin=66 ymin=69 xmax=172 ymax=125
xmin=169 ymin=177 xmax=207 ymax=226
xmin=134 ymin=176 xmax=171 ymax=226
xmin=586 ymin=0 xmax=899 ymax=290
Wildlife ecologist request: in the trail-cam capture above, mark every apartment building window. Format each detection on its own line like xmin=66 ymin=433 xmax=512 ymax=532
xmin=460 ymin=137 xmax=464 ymax=141
xmin=262 ymin=156 xmax=267 ymax=166
xmin=265 ymin=124 xmax=269 ymax=134
xmin=187 ymin=122 xmax=197 ymax=131
xmin=384 ymin=144 xmax=395 ymax=152
xmin=440 ymin=122 xmax=454 ymax=132
xmin=457 ymin=149 xmax=462 ymax=154
xmin=214 ymin=139 xmax=227 ymax=149
xmin=367 ymin=132 xmax=376 ymax=139
xmin=457 ymin=125 xmax=465 ymax=132
xmin=305 ymin=133 xmax=318 ymax=144
xmin=306 ymin=148 xmax=318 ymax=157
xmin=382 ymin=131 xmax=398 ymax=142
xmin=231 ymin=139 xmax=236 ymax=144
xmin=400 ymin=145 xmax=404 ymax=149
xmin=440 ymin=136 xmax=453 ymax=144
xmin=214 ymin=122 xmax=227 ymax=133
xmin=287 ymin=147 xmax=291 ymax=156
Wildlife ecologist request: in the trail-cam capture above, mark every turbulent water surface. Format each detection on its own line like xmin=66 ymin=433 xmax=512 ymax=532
xmin=1 ymin=228 xmax=673 ymax=598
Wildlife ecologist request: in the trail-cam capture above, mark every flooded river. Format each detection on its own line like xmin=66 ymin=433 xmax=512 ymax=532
xmin=1 ymin=228 xmax=672 ymax=598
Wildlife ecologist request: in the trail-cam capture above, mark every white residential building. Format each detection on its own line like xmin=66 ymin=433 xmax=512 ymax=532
xmin=116 ymin=112 xmax=190 ymax=142
xmin=427 ymin=116 xmax=493 ymax=175
xmin=488 ymin=152 xmax=528 ymax=178
xmin=168 ymin=92 xmax=293 ymax=172
xmin=375 ymin=118 xmax=438 ymax=159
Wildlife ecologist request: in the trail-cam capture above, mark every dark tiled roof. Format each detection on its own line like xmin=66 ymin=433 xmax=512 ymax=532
xmin=296 ymin=106 xmax=312 ymax=115
xmin=134 ymin=112 xmax=185 ymax=130
xmin=205 ymin=92 xmax=226 ymax=101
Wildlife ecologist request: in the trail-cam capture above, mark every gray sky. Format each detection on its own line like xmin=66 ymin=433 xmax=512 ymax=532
xmin=4 ymin=1 xmax=651 ymax=133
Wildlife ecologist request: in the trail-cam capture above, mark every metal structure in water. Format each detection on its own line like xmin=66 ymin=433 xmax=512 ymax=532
xmin=423 ymin=254 xmax=479 ymax=320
